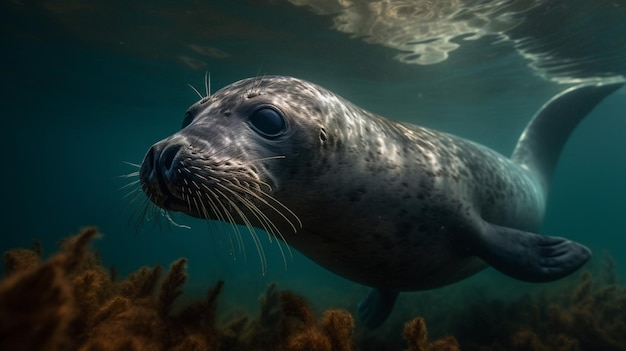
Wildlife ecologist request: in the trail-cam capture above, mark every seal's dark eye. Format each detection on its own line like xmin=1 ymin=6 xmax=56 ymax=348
xmin=249 ymin=108 xmax=286 ymax=138
xmin=182 ymin=111 xmax=194 ymax=129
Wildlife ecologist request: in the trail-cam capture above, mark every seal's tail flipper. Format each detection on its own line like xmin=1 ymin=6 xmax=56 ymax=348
xmin=511 ymin=78 xmax=624 ymax=197
xmin=474 ymin=223 xmax=591 ymax=282
xmin=357 ymin=288 xmax=398 ymax=329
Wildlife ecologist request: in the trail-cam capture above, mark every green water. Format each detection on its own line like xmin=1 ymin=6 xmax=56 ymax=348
xmin=1 ymin=0 xmax=625 ymax=348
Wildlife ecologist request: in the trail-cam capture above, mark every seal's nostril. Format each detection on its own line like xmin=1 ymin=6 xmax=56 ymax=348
xmin=160 ymin=144 xmax=182 ymax=171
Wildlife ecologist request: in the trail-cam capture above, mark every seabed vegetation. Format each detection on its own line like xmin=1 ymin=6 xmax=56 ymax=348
xmin=1 ymin=228 xmax=624 ymax=351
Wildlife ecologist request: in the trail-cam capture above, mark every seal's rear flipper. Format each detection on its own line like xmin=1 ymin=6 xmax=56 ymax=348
xmin=357 ymin=288 xmax=398 ymax=329
xmin=474 ymin=223 xmax=591 ymax=282
xmin=512 ymin=78 xmax=624 ymax=197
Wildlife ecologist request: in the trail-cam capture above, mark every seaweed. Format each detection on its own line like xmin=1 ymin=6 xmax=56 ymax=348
xmin=7 ymin=227 xmax=626 ymax=351
xmin=0 ymin=262 xmax=73 ymax=351
xmin=322 ymin=309 xmax=355 ymax=351
xmin=1 ymin=227 xmax=457 ymax=351
xmin=109 ymin=263 xmax=119 ymax=282
xmin=403 ymin=317 xmax=460 ymax=351
xmin=3 ymin=248 xmax=41 ymax=275
xmin=158 ymin=258 xmax=187 ymax=318
xmin=448 ymin=253 xmax=626 ymax=351
xmin=239 ymin=282 xmax=322 ymax=350
xmin=0 ymin=227 xmax=98 ymax=351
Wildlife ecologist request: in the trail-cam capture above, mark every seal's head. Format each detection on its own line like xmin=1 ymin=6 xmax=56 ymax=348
xmin=139 ymin=76 xmax=337 ymax=231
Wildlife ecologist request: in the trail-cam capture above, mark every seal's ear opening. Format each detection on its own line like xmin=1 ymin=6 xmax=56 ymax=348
xmin=248 ymin=107 xmax=287 ymax=138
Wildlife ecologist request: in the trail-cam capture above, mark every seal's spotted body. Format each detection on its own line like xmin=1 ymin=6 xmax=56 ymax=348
xmin=140 ymin=76 xmax=623 ymax=328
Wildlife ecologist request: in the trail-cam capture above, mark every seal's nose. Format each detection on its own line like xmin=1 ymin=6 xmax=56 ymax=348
xmin=159 ymin=144 xmax=182 ymax=176
xmin=139 ymin=142 xmax=183 ymax=192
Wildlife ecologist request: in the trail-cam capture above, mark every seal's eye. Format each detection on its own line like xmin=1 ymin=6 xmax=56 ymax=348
xmin=182 ymin=111 xmax=194 ymax=129
xmin=249 ymin=108 xmax=286 ymax=138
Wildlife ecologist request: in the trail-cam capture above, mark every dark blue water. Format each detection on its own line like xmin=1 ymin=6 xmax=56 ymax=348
xmin=1 ymin=0 xmax=625 ymax=348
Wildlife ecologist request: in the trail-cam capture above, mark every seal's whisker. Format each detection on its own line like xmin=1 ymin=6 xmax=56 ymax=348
xmin=209 ymin=171 xmax=271 ymax=193
xmin=119 ymin=171 xmax=151 ymax=232
xmin=200 ymin=165 xmax=295 ymax=268
xmin=219 ymin=177 xmax=297 ymax=233
xmin=250 ymin=73 xmax=268 ymax=96
xmin=192 ymin=186 xmax=231 ymax=251
xmin=146 ymin=194 xmax=168 ymax=231
xmin=213 ymin=186 xmax=266 ymax=268
xmin=126 ymin=184 xmax=152 ymax=210
xmin=205 ymin=171 xmax=300 ymax=233
xmin=126 ymin=195 xmax=147 ymax=231
xmin=187 ymin=83 xmax=204 ymax=99
xmin=122 ymin=188 xmax=145 ymax=205
xmin=218 ymin=191 xmax=249 ymax=264
xmin=213 ymin=170 xmax=273 ymax=193
xmin=263 ymin=76 xmax=279 ymax=92
xmin=197 ymin=182 xmax=245 ymax=257
xmin=222 ymin=183 xmax=277 ymax=241
xmin=120 ymin=179 xmax=141 ymax=191
xmin=129 ymin=195 xmax=158 ymax=233
xmin=184 ymin=145 xmax=239 ymax=164
xmin=205 ymin=71 xmax=211 ymax=98
xmin=213 ymin=180 xmax=278 ymax=239
xmin=207 ymin=189 xmax=256 ymax=260
xmin=123 ymin=161 xmax=141 ymax=168
xmin=122 ymin=184 xmax=140 ymax=198
xmin=182 ymin=186 xmax=193 ymax=214
xmin=203 ymin=186 xmax=248 ymax=261
xmin=249 ymin=68 xmax=264 ymax=95
xmin=233 ymin=193 xmax=290 ymax=269
xmin=120 ymin=171 xmax=140 ymax=178
xmin=216 ymin=181 xmax=292 ymax=268
xmin=191 ymin=175 xmax=247 ymax=257
xmin=214 ymin=187 xmax=268 ymax=275
xmin=193 ymin=188 xmax=230 ymax=254
xmin=191 ymin=196 xmax=203 ymax=222
xmin=245 ymin=155 xmax=286 ymax=163
xmin=154 ymin=208 xmax=169 ymax=233
xmin=243 ymin=183 xmax=302 ymax=232
xmin=208 ymin=192 xmax=244 ymax=259
xmin=262 ymin=191 xmax=303 ymax=230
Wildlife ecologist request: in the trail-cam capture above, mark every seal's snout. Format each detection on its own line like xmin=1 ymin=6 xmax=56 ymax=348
xmin=159 ymin=144 xmax=182 ymax=176
xmin=141 ymin=143 xmax=182 ymax=181
xmin=139 ymin=141 xmax=186 ymax=209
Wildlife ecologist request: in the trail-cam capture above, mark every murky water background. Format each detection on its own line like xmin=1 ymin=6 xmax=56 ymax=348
xmin=1 ymin=0 xmax=625 ymax=344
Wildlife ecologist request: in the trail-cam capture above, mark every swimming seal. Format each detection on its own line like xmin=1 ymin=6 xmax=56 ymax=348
xmin=139 ymin=75 xmax=624 ymax=328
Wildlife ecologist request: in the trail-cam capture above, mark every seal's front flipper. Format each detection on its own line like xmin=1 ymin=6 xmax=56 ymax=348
xmin=357 ymin=288 xmax=398 ymax=329
xmin=474 ymin=223 xmax=591 ymax=282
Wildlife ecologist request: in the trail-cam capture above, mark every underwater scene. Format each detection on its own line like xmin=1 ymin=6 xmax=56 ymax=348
xmin=1 ymin=0 xmax=626 ymax=350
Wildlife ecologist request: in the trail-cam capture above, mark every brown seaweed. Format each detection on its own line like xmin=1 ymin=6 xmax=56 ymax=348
xmin=1 ymin=227 xmax=456 ymax=351
xmin=5 ymin=227 xmax=626 ymax=351
xmin=403 ymin=317 xmax=460 ymax=351
xmin=449 ymin=253 xmax=626 ymax=351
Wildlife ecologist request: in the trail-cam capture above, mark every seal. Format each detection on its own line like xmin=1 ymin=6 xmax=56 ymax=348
xmin=138 ymin=75 xmax=624 ymax=328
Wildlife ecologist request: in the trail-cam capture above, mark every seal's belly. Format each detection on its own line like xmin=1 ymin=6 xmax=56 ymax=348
xmin=291 ymin=219 xmax=487 ymax=290
xmin=281 ymin=182 xmax=490 ymax=290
